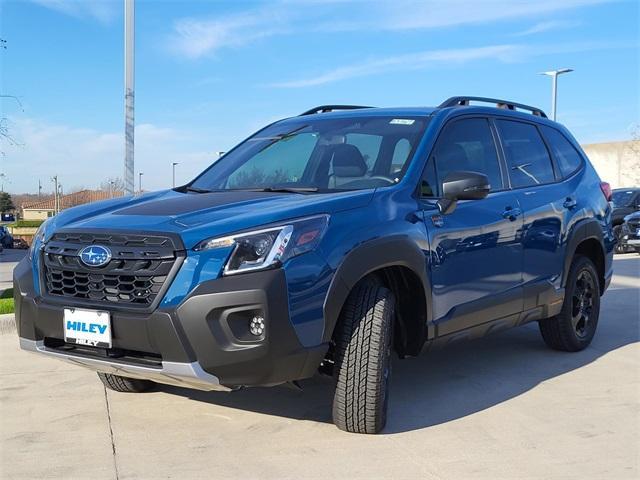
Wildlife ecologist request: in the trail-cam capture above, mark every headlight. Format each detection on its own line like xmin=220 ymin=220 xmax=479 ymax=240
xmin=28 ymin=219 xmax=49 ymax=261
xmin=194 ymin=214 xmax=329 ymax=275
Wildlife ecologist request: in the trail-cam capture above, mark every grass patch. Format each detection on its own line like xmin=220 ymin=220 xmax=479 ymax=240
xmin=9 ymin=220 xmax=44 ymax=228
xmin=0 ymin=289 xmax=14 ymax=314
xmin=0 ymin=298 xmax=14 ymax=314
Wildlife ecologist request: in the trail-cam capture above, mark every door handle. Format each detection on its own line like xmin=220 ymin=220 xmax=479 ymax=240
xmin=502 ymin=207 xmax=522 ymax=221
xmin=563 ymin=197 xmax=577 ymax=209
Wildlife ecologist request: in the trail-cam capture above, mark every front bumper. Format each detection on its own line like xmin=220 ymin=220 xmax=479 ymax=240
xmin=14 ymin=257 xmax=328 ymax=390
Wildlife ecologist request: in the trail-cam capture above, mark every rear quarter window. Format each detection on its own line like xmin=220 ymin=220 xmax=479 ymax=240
xmin=540 ymin=125 xmax=583 ymax=178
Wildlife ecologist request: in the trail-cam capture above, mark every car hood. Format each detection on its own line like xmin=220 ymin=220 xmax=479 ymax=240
xmin=46 ymin=188 xmax=374 ymax=249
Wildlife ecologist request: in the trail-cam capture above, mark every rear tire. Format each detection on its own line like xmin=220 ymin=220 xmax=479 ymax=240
xmin=332 ymin=278 xmax=395 ymax=434
xmin=539 ymin=255 xmax=600 ymax=352
xmin=97 ymin=372 xmax=154 ymax=393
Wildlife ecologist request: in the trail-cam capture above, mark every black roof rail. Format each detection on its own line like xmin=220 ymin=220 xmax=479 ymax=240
xmin=439 ymin=96 xmax=547 ymax=118
xmin=299 ymin=105 xmax=373 ymax=116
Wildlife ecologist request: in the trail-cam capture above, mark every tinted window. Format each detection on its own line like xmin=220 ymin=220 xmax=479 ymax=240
xmin=541 ymin=126 xmax=583 ymax=177
xmin=611 ymin=190 xmax=637 ymax=207
xmin=497 ymin=120 xmax=555 ymax=188
xmin=423 ymin=118 xmax=502 ymax=196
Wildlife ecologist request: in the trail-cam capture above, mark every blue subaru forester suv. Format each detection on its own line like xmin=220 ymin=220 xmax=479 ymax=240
xmin=15 ymin=97 xmax=614 ymax=434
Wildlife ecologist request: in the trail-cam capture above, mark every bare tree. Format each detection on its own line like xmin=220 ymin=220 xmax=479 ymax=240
xmin=99 ymin=177 xmax=125 ymax=193
xmin=622 ymin=123 xmax=640 ymax=187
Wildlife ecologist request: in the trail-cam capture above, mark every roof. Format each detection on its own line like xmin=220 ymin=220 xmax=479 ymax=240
xmin=22 ymin=189 xmax=124 ymax=211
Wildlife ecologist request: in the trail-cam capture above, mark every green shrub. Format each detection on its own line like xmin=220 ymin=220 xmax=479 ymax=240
xmin=0 ymin=298 xmax=14 ymax=314
xmin=0 ymin=288 xmax=13 ymax=299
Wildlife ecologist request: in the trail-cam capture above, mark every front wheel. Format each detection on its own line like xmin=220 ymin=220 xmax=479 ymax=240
xmin=98 ymin=372 xmax=154 ymax=393
xmin=613 ymin=225 xmax=627 ymax=254
xmin=332 ymin=278 xmax=395 ymax=434
xmin=539 ymin=255 xmax=600 ymax=352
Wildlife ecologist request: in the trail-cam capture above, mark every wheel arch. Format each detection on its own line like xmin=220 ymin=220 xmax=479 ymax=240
xmin=563 ymin=219 xmax=606 ymax=295
xmin=322 ymin=235 xmax=431 ymax=356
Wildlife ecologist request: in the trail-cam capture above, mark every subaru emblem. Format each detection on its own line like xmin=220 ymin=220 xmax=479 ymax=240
xmin=79 ymin=245 xmax=112 ymax=267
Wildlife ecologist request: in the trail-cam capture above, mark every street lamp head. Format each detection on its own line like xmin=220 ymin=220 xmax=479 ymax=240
xmin=172 ymin=162 xmax=179 ymax=166
xmin=540 ymin=68 xmax=574 ymax=76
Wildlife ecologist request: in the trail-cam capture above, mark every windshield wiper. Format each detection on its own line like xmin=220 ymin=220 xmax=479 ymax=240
xmin=185 ymin=186 xmax=213 ymax=193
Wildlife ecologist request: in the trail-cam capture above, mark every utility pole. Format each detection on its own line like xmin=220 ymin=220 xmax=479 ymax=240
xmin=51 ymin=175 xmax=59 ymax=215
xmin=539 ymin=68 xmax=573 ymax=121
xmin=138 ymin=172 xmax=143 ymax=193
xmin=172 ymin=162 xmax=179 ymax=188
xmin=38 ymin=179 xmax=42 ymax=198
xmin=124 ymin=0 xmax=135 ymax=194
xmin=109 ymin=180 xmax=115 ymax=198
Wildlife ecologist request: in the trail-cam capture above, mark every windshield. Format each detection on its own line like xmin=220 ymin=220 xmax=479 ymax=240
xmin=612 ymin=190 xmax=636 ymax=207
xmin=189 ymin=115 xmax=428 ymax=192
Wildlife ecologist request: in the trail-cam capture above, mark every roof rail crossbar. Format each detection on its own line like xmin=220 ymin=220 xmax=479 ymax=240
xmin=299 ymin=105 xmax=373 ymax=116
xmin=439 ymin=96 xmax=547 ymax=118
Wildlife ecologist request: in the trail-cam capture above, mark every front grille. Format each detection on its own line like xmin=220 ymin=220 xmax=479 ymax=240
xmin=42 ymin=231 xmax=182 ymax=309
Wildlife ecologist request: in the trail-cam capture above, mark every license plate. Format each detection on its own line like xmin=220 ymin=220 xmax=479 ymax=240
xmin=63 ymin=308 xmax=112 ymax=348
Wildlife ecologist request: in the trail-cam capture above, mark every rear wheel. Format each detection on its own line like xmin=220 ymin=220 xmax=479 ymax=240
xmin=332 ymin=277 xmax=395 ymax=434
xmin=97 ymin=372 xmax=154 ymax=393
xmin=539 ymin=255 xmax=600 ymax=352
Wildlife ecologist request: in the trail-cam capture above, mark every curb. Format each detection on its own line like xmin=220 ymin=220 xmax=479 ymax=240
xmin=0 ymin=313 xmax=16 ymax=335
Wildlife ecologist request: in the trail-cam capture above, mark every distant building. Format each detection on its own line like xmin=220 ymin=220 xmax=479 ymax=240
xmin=22 ymin=190 xmax=124 ymax=220
xmin=582 ymin=140 xmax=640 ymax=189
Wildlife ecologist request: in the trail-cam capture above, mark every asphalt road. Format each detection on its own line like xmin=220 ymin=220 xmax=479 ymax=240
xmin=1 ymin=255 xmax=638 ymax=480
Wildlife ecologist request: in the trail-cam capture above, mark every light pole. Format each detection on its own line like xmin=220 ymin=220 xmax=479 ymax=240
xmin=51 ymin=175 xmax=59 ymax=215
xmin=138 ymin=172 xmax=143 ymax=193
xmin=172 ymin=162 xmax=179 ymax=187
xmin=124 ymin=0 xmax=135 ymax=194
xmin=540 ymin=68 xmax=573 ymax=121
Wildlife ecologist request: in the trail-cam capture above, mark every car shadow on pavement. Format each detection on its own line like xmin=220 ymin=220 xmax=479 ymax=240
xmin=159 ymin=285 xmax=639 ymax=434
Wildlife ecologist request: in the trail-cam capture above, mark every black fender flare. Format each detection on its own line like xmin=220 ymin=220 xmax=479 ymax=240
xmin=562 ymin=218 xmax=605 ymax=288
xmin=321 ymin=235 xmax=432 ymax=345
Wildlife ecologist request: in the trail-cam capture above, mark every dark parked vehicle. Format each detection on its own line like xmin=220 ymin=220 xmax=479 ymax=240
xmin=16 ymin=97 xmax=614 ymax=434
xmin=611 ymin=188 xmax=640 ymax=252
xmin=0 ymin=226 xmax=13 ymax=248
xmin=13 ymin=238 xmax=29 ymax=250
xmin=618 ymin=212 xmax=640 ymax=253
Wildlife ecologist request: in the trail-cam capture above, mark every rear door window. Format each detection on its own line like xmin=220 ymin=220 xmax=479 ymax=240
xmin=540 ymin=126 xmax=583 ymax=178
xmin=496 ymin=120 xmax=555 ymax=188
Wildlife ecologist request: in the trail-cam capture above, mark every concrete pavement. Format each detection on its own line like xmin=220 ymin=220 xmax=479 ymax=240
xmin=0 ymin=249 xmax=26 ymax=291
xmin=1 ymin=255 xmax=638 ymax=479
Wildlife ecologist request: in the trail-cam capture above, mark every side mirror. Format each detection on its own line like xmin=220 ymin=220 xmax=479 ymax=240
xmin=437 ymin=171 xmax=490 ymax=215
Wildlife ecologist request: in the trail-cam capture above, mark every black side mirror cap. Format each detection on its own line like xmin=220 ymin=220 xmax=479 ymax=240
xmin=437 ymin=171 xmax=490 ymax=215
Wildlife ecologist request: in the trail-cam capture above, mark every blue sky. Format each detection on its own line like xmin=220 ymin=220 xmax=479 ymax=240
xmin=1 ymin=0 xmax=638 ymax=194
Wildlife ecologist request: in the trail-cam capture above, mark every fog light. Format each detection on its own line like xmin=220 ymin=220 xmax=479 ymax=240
xmin=249 ymin=316 xmax=265 ymax=336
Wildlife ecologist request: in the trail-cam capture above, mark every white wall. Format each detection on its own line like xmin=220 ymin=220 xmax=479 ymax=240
xmin=582 ymin=141 xmax=640 ymax=188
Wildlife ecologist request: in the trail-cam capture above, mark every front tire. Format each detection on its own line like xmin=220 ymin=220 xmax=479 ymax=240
xmin=98 ymin=372 xmax=154 ymax=393
xmin=539 ymin=255 xmax=600 ymax=352
xmin=332 ymin=278 xmax=395 ymax=434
